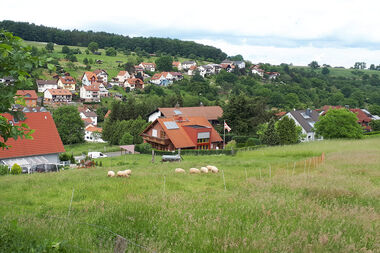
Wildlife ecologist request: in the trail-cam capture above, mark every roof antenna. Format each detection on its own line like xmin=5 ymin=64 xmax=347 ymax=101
xmin=175 ymin=102 xmax=180 ymax=109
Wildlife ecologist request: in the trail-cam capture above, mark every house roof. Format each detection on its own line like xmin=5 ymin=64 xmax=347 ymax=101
xmin=182 ymin=61 xmax=196 ymax=65
xmin=189 ymin=65 xmax=197 ymax=70
xmin=320 ymin=106 xmax=372 ymax=123
xmin=117 ymin=71 xmax=129 ymax=77
xmin=143 ymin=116 xmax=223 ymax=149
xmin=59 ymin=76 xmax=76 ymax=84
xmin=140 ymin=62 xmax=156 ymax=67
xmin=151 ymin=73 xmax=163 ymax=80
xmin=82 ymin=84 xmax=100 ymax=92
xmin=83 ymin=71 xmax=97 ymax=81
xmin=156 ymin=106 xmax=223 ymax=121
xmin=104 ymin=110 xmax=111 ymax=119
xmin=82 ymin=118 xmax=93 ymax=126
xmin=93 ymin=69 xmax=108 ymax=75
xmin=16 ymin=90 xmax=38 ymax=100
xmin=172 ymin=61 xmax=181 ymax=67
xmin=46 ymin=89 xmax=72 ymax=96
xmin=288 ymin=109 xmax=319 ymax=133
xmin=85 ymin=125 xmax=102 ymax=133
xmin=125 ymin=78 xmax=144 ymax=85
xmin=36 ymin=80 xmax=57 ymax=85
xmin=0 ymin=112 xmax=65 ymax=159
xmin=82 ymin=111 xmax=97 ymax=118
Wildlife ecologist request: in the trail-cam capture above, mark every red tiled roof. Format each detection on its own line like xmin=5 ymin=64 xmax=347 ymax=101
xmin=117 ymin=71 xmax=128 ymax=77
xmin=158 ymin=106 xmax=223 ymax=121
xmin=189 ymin=65 xmax=197 ymax=70
xmin=104 ymin=110 xmax=111 ymax=119
xmin=151 ymin=73 xmax=163 ymax=80
xmin=275 ymin=111 xmax=287 ymax=117
xmin=172 ymin=61 xmax=181 ymax=67
xmin=59 ymin=76 xmax=76 ymax=84
xmin=126 ymin=78 xmax=144 ymax=85
xmin=85 ymin=125 xmax=102 ymax=132
xmin=93 ymin=69 xmax=107 ymax=75
xmin=0 ymin=112 xmax=65 ymax=159
xmin=47 ymin=89 xmax=72 ymax=96
xmin=83 ymin=84 xmax=100 ymax=91
xmin=83 ymin=71 xmax=97 ymax=82
xmin=16 ymin=90 xmax=38 ymax=100
xmin=140 ymin=62 xmax=156 ymax=68
xmin=320 ymin=106 xmax=372 ymax=123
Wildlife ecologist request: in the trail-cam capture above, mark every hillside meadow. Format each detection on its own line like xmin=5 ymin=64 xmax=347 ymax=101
xmin=0 ymin=137 xmax=379 ymax=252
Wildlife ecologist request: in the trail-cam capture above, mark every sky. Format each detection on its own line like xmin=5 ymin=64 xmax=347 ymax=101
xmin=1 ymin=0 xmax=380 ymax=67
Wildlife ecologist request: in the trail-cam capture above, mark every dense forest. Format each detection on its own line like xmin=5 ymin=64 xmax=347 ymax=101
xmin=0 ymin=20 xmax=227 ymax=62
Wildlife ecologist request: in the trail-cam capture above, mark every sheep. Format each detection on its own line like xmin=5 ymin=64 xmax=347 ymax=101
xmin=200 ymin=167 xmax=208 ymax=173
xmin=107 ymin=171 xmax=115 ymax=177
xmin=124 ymin=169 xmax=132 ymax=176
xmin=206 ymin=165 xmax=219 ymax=173
xmin=117 ymin=170 xmax=130 ymax=178
xmin=175 ymin=168 xmax=185 ymax=174
xmin=189 ymin=168 xmax=200 ymax=174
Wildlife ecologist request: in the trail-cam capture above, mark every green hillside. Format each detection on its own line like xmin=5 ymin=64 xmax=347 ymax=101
xmin=1 ymin=137 xmax=379 ymax=252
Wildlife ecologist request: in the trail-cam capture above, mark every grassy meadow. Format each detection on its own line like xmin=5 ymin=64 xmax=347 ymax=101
xmin=0 ymin=137 xmax=379 ymax=252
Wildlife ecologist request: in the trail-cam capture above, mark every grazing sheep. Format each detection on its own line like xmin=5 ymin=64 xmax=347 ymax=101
xmin=117 ymin=170 xmax=130 ymax=178
xmin=124 ymin=169 xmax=132 ymax=176
xmin=200 ymin=167 xmax=208 ymax=173
xmin=189 ymin=168 xmax=200 ymax=174
xmin=107 ymin=171 xmax=115 ymax=177
xmin=175 ymin=168 xmax=185 ymax=173
xmin=206 ymin=165 xmax=219 ymax=173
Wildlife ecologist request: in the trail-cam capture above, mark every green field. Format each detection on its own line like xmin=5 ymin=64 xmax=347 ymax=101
xmin=0 ymin=137 xmax=379 ymax=252
xmin=63 ymin=142 xmax=121 ymax=156
xmin=24 ymin=41 xmax=210 ymax=81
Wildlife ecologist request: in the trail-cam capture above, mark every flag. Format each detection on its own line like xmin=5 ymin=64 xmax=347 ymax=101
xmin=224 ymin=121 xmax=231 ymax=132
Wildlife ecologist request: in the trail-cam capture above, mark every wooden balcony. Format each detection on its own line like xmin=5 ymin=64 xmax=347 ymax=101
xmin=141 ymin=134 xmax=170 ymax=146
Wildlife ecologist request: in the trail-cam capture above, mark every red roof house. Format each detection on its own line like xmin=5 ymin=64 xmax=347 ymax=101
xmin=15 ymin=90 xmax=38 ymax=107
xmin=141 ymin=116 xmax=223 ymax=151
xmin=0 ymin=112 xmax=65 ymax=168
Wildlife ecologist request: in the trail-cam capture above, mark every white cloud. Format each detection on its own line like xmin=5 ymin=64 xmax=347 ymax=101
xmin=194 ymin=39 xmax=380 ymax=67
xmin=1 ymin=0 xmax=380 ymax=66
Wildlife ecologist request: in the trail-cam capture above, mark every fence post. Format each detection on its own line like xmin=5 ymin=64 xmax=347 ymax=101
xmin=292 ymin=162 xmax=295 ymax=176
xmin=151 ymin=149 xmax=155 ymax=163
xmin=114 ymin=235 xmax=127 ymax=253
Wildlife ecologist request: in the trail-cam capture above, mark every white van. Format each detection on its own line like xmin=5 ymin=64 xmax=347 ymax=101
xmin=88 ymin=152 xmax=107 ymax=159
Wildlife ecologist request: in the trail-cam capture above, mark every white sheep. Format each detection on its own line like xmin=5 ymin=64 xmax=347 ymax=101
xmin=206 ymin=165 xmax=219 ymax=173
xmin=200 ymin=167 xmax=208 ymax=173
xmin=124 ymin=169 xmax=132 ymax=176
xmin=107 ymin=171 xmax=115 ymax=177
xmin=117 ymin=170 xmax=130 ymax=178
xmin=175 ymin=168 xmax=185 ymax=173
xmin=189 ymin=168 xmax=200 ymax=174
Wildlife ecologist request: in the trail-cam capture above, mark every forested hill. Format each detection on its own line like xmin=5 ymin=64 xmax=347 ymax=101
xmin=0 ymin=20 xmax=227 ymax=62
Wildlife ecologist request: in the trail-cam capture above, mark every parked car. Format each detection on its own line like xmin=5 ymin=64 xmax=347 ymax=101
xmin=30 ymin=163 xmax=60 ymax=173
xmin=88 ymin=152 xmax=107 ymax=159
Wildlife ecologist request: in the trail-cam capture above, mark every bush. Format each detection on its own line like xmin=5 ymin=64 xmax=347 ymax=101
xmin=232 ymin=135 xmax=250 ymax=143
xmin=246 ymin=137 xmax=260 ymax=146
xmin=135 ymin=143 xmax=152 ymax=154
xmin=11 ymin=163 xmax=22 ymax=175
xmin=0 ymin=165 xmax=9 ymax=175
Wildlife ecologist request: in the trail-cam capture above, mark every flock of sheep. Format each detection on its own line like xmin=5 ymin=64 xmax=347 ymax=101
xmin=107 ymin=165 xmax=219 ymax=178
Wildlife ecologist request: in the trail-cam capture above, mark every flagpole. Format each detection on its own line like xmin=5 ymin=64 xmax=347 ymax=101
xmin=223 ymin=120 xmax=226 ymax=149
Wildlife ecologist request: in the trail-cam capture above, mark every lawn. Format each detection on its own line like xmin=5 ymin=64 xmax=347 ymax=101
xmin=63 ymin=142 xmax=120 ymax=156
xmin=0 ymin=137 xmax=379 ymax=252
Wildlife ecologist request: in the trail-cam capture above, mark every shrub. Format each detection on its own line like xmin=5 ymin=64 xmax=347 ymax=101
xmin=0 ymin=165 xmax=9 ymax=175
xmin=11 ymin=164 xmax=22 ymax=175
xmin=246 ymin=137 xmax=260 ymax=146
xmin=135 ymin=143 xmax=152 ymax=154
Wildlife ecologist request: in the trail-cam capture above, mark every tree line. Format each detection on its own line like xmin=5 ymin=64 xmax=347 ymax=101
xmin=0 ymin=20 xmax=227 ymax=62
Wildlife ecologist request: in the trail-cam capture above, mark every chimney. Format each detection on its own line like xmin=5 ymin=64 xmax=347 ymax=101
xmin=175 ymin=102 xmax=180 ymax=109
xmin=306 ymin=108 xmax=311 ymax=116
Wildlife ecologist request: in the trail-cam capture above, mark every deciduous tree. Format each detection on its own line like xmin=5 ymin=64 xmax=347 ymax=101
xmin=52 ymin=106 xmax=84 ymax=144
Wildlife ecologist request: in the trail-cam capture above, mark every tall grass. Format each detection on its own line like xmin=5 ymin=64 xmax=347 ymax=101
xmin=0 ymin=137 xmax=379 ymax=252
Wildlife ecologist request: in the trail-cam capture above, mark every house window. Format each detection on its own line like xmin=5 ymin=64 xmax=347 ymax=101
xmin=160 ymin=131 xmax=166 ymax=138
xmin=152 ymin=129 xmax=157 ymax=137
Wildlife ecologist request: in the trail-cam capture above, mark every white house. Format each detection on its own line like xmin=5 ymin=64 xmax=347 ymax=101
xmin=124 ymin=78 xmax=144 ymax=90
xmin=80 ymin=84 xmax=100 ymax=102
xmin=251 ymin=65 xmax=264 ymax=77
xmin=81 ymin=71 xmax=97 ymax=86
xmin=181 ymin=61 xmax=197 ymax=70
xmin=285 ymin=109 xmax=322 ymax=142
xmin=80 ymin=111 xmax=98 ymax=126
xmin=85 ymin=125 xmax=105 ymax=143
xmin=93 ymin=69 xmax=108 ymax=84
xmin=116 ymin=71 xmax=131 ymax=83
xmin=234 ymin=61 xmax=246 ymax=69
xmin=44 ymin=89 xmax=72 ymax=104
xmin=198 ymin=65 xmax=215 ymax=77
xmin=36 ymin=80 xmax=57 ymax=93
xmin=139 ymin=62 xmax=156 ymax=72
